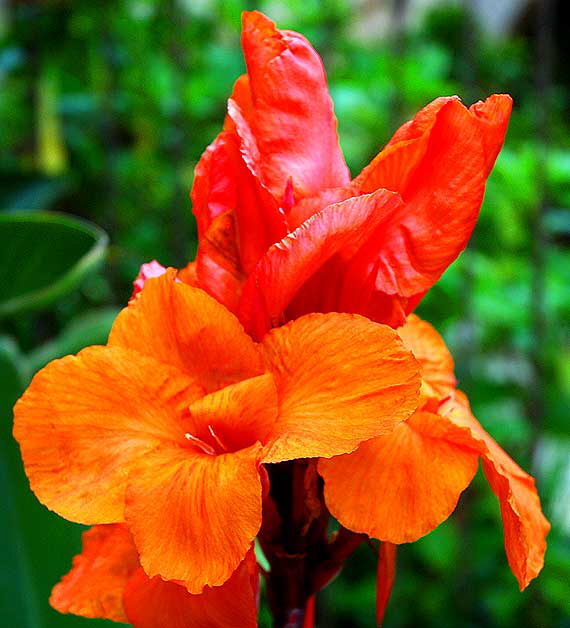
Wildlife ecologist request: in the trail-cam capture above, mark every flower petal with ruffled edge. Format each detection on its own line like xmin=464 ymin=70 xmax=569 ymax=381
xmin=109 ymin=268 xmax=264 ymax=393
xmin=320 ymin=314 xmax=548 ymax=588
xmin=238 ymin=189 xmax=403 ymax=340
xmin=15 ymin=271 xmax=421 ymax=594
xmin=444 ymin=392 xmax=550 ymax=590
xmin=51 ymin=524 xmax=259 ymax=628
xmin=350 ymin=95 xmax=512 ymax=302
xmin=261 ymin=312 xmax=420 ymax=463
xmin=319 ymin=410 xmax=479 ymax=542
xmin=13 ymin=346 xmax=202 ymax=524
xmin=192 ymin=128 xmax=286 ymax=283
xmin=50 ymin=524 xmax=139 ymax=622
xmin=235 ymin=95 xmax=512 ymax=333
xmin=125 ymin=443 xmax=263 ymax=593
xmin=234 ymin=11 xmax=350 ymax=204
xmin=123 ymin=550 xmax=258 ymax=628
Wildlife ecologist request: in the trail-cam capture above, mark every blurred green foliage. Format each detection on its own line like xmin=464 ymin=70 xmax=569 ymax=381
xmin=1 ymin=1 xmax=569 ymax=627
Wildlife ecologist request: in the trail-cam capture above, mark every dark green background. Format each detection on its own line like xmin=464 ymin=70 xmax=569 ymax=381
xmin=1 ymin=1 xmax=569 ymax=626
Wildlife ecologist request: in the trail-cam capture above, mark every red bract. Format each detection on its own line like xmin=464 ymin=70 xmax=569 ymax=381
xmin=190 ymin=11 xmax=513 ymax=340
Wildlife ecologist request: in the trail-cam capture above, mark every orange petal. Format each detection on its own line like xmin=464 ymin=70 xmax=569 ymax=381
xmin=376 ymin=542 xmax=397 ymax=627
xmin=123 ymin=550 xmax=258 ymax=628
xmin=125 ymin=443 xmax=263 ymax=593
xmin=50 ymin=524 xmax=139 ymax=623
xmin=352 ymin=96 xmax=511 ymax=299
xmin=398 ymin=314 xmax=456 ymax=399
xmin=178 ymin=260 xmax=198 ymax=286
xmin=238 ymin=189 xmax=403 ymax=340
xmin=13 ymin=346 xmax=201 ymax=524
xmin=109 ymin=271 xmax=263 ymax=393
xmin=261 ymin=313 xmax=420 ymax=463
xmin=131 ymin=260 xmax=168 ymax=299
xmin=319 ymin=410 xmax=478 ymax=543
xmin=237 ymin=12 xmax=350 ymax=203
xmin=445 ymin=392 xmax=550 ymax=589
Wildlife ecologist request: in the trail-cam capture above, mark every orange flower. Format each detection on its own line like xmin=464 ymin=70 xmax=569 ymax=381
xmin=190 ymin=11 xmax=512 ymax=338
xmin=14 ymin=270 xmax=420 ymax=594
xmin=50 ymin=524 xmax=259 ymax=628
xmin=319 ymin=315 xmax=550 ymax=590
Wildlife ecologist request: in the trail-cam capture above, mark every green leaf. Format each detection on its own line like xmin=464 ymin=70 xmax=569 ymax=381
xmin=0 ymin=336 xmax=41 ymax=628
xmin=0 ymin=212 xmax=108 ymax=319
xmin=1 ymin=336 xmax=123 ymax=627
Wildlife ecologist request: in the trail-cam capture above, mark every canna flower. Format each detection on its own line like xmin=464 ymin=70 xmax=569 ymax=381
xmin=50 ymin=524 xmax=259 ymax=628
xmin=318 ymin=315 xmax=550 ymax=590
xmin=14 ymin=270 xmax=420 ymax=595
xmin=125 ymin=12 xmax=547 ymax=609
xmin=190 ymin=11 xmax=513 ymax=339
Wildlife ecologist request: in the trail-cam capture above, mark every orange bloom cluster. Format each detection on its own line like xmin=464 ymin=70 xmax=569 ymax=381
xmin=15 ymin=272 xmax=419 ymax=624
xmin=13 ymin=10 xmax=548 ymax=628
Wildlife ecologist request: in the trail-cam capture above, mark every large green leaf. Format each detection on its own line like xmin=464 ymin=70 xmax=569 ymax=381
xmin=0 ymin=212 xmax=108 ymax=318
xmin=0 ymin=336 xmax=39 ymax=628
xmin=1 ymin=337 xmax=125 ymax=628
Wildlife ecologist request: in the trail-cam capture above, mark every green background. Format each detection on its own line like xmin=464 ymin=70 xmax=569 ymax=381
xmin=1 ymin=1 xmax=569 ymax=626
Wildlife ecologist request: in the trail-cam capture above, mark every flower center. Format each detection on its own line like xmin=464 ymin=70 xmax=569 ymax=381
xmin=184 ymin=424 xmax=229 ymax=456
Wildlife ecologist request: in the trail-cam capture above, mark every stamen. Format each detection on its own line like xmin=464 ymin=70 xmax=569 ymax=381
xmin=184 ymin=433 xmax=215 ymax=456
xmin=208 ymin=425 xmax=229 ymax=453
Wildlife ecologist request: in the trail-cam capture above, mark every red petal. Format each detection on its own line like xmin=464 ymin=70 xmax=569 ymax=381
xmin=195 ymin=209 xmax=245 ymax=312
xmin=238 ymin=189 xmax=403 ymax=339
xmin=287 ymin=186 xmax=356 ymax=230
xmin=351 ymin=95 xmax=512 ymax=300
xmin=191 ymin=132 xmax=239 ymax=239
xmin=356 ymin=98 xmax=453 ymax=195
xmin=192 ymin=127 xmax=287 ymax=280
xmin=123 ymin=551 xmax=258 ymax=628
xmin=469 ymin=94 xmax=513 ymax=175
xmin=233 ymin=11 xmax=349 ymax=204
